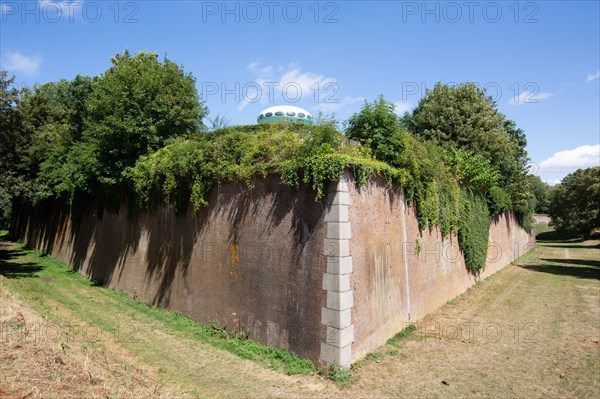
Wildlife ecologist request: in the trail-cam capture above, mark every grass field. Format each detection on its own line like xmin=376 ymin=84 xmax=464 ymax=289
xmin=1 ymin=223 xmax=598 ymax=398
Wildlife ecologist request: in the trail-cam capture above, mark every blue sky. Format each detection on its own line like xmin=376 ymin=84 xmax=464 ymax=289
xmin=1 ymin=0 xmax=599 ymax=184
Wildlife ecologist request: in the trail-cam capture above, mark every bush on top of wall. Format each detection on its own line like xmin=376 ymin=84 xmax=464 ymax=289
xmin=128 ymin=122 xmax=508 ymax=274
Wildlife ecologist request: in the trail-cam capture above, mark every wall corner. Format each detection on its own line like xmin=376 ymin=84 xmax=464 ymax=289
xmin=319 ymin=172 xmax=354 ymax=368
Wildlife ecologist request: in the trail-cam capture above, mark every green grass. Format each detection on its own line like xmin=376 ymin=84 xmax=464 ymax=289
xmin=365 ymin=351 xmax=384 ymax=362
xmin=320 ymin=365 xmax=352 ymax=388
xmin=0 ymin=232 xmax=316 ymax=377
xmin=351 ymin=324 xmax=419 ymax=374
xmin=386 ymin=323 xmax=417 ymax=348
xmin=533 ymin=221 xmax=554 ymax=238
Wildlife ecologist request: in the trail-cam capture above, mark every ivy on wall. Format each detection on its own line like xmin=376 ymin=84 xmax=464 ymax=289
xmin=129 ymin=123 xmax=509 ymax=274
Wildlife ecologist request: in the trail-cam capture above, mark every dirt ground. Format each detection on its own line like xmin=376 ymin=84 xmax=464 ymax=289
xmin=347 ymin=237 xmax=600 ymax=398
xmin=1 ymin=228 xmax=598 ymax=398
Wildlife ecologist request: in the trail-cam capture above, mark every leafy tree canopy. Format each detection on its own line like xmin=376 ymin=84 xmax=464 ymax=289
xmin=345 ymin=95 xmax=413 ymax=169
xmin=19 ymin=76 xmax=95 ymax=198
xmin=0 ymin=71 xmax=28 ymax=227
xmin=549 ymin=167 xmax=600 ymax=238
xmin=405 ymin=82 xmax=532 ymax=216
xmin=82 ymin=50 xmax=207 ymax=188
xmin=527 ymin=175 xmax=552 ymax=214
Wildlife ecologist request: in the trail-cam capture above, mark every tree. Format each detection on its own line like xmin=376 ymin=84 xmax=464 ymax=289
xmin=407 ymin=82 xmax=531 ymax=214
xmin=19 ymin=76 xmax=95 ymax=200
xmin=314 ymin=111 xmax=340 ymax=130
xmin=527 ymin=175 xmax=552 ymax=214
xmin=206 ymin=113 xmax=231 ymax=131
xmin=80 ymin=50 xmax=207 ymax=189
xmin=345 ymin=95 xmax=412 ymax=168
xmin=0 ymin=71 xmax=29 ymax=227
xmin=548 ymin=167 xmax=600 ymax=238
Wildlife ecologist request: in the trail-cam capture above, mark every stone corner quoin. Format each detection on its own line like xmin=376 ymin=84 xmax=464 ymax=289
xmin=320 ymin=174 xmax=354 ymax=368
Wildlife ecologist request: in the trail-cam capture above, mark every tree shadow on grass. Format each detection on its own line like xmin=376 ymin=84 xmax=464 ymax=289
xmin=541 ymin=258 xmax=600 ymax=268
xmin=0 ymin=246 xmax=44 ymax=279
xmin=518 ymin=258 xmax=600 ymax=280
xmin=541 ymin=243 xmax=600 ymax=250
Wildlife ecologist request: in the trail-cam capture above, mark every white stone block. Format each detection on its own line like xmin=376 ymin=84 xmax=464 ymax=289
xmin=321 ymin=307 xmax=352 ymax=329
xmin=323 ymin=239 xmax=350 ymax=257
xmin=326 ymin=325 xmax=355 ymax=348
xmin=327 ymin=222 xmax=351 ymax=240
xmin=329 ymin=191 xmax=351 ymax=206
xmin=327 ymin=256 xmax=353 ymax=274
xmin=336 ymin=179 xmax=349 ymax=192
xmin=324 ymin=205 xmax=349 ymax=223
xmin=327 ymin=290 xmax=353 ymax=310
xmin=322 ymin=272 xmax=351 ymax=292
xmin=320 ymin=342 xmax=352 ymax=367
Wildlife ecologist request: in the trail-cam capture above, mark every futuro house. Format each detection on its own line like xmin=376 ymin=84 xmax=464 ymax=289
xmin=257 ymin=105 xmax=314 ymax=125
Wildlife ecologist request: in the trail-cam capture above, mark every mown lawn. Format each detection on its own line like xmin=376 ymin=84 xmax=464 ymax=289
xmin=1 ymin=223 xmax=598 ymax=398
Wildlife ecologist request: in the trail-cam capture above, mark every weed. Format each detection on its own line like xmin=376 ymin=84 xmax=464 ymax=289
xmin=387 ymin=324 xmax=417 ymax=347
xmin=365 ymin=352 xmax=383 ymax=362
xmin=320 ymin=365 xmax=352 ymax=387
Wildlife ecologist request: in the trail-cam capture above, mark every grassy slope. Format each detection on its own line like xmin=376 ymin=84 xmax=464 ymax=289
xmin=1 ymin=223 xmax=599 ymax=398
xmin=348 ymin=222 xmax=600 ymax=398
xmin=0 ymin=232 xmax=337 ymax=398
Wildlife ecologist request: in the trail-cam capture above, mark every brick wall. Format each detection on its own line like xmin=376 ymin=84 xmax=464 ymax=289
xmin=10 ymin=172 xmax=534 ymax=366
xmin=10 ymin=176 xmax=329 ymax=363
xmin=349 ymin=177 xmax=534 ymax=361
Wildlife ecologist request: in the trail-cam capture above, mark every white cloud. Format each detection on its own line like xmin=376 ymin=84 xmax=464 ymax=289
xmin=544 ymin=179 xmax=563 ymax=186
xmin=1 ymin=3 xmax=13 ymax=13
xmin=239 ymin=61 xmax=339 ymax=111
xmin=393 ymin=100 xmax=413 ymax=115
xmin=586 ymin=70 xmax=600 ymax=82
xmin=509 ymin=90 xmax=553 ymax=105
xmin=37 ymin=0 xmax=81 ymax=20
xmin=1 ymin=51 xmax=41 ymax=76
xmin=539 ymin=144 xmax=600 ymax=173
xmin=318 ymin=96 xmax=365 ymax=113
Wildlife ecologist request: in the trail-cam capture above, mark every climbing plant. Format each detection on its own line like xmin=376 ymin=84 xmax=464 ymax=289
xmin=129 ymin=121 xmax=505 ymax=273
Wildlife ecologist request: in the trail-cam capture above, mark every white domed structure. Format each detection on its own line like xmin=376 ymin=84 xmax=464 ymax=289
xmin=257 ymin=105 xmax=314 ymax=125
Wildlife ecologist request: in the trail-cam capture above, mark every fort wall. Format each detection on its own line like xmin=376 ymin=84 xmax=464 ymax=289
xmin=10 ymin=172 xmax=534 ymax=366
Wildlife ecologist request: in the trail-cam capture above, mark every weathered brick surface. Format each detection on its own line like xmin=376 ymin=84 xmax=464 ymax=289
xmin=10 ymin=172 xmax=534 ymax=365
xmin=349 ymin=177 xmax=534 ymax=361
xmin=10 ymin=176 xmax=328 ymax=363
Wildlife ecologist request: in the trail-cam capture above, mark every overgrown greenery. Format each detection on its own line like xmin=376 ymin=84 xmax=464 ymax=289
xmin=343 ymin=95 xmax=521 ymax=272
xmin=129 ymin=122 xmax=403 ymax=213
xmin=2 ymin=58 xmax=535 ymax=275
xmin=548 ymin=167 xmax=600 ymax=238
xmin=403 ymin=82 xmax=532 ymax=218
xmin=128 ymin=108 xmax=505 ymax=273
xmin=0 ymin=51 xmax=207 ymax=215
xmin=0 ymin=71 xmax=26 ymax=228
xmin=527 ymin=174 xmax=552 ymax=214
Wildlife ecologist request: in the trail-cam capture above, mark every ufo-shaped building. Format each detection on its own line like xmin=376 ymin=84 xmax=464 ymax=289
xmin=257 ymin=105 xmax=314 ymax=125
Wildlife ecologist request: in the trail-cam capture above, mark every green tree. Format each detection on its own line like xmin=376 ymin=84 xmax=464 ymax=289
xmin=548 ymin=167 xmax=600 ymax=238
xmin=345 ymin=95 xmax=412 ymax=168
xmin=0 ymin=71 xmax=30 ymax=227
xmin=19 ymin=76 xmax=94 ymax=200
xmin=527 ymin=175 xmax=552 ymax=214
xmin=314 ymin=111 xmax=340 ymax=130
xmin=407 ymin=82 xmax=531 ymax=215
xmin=79 ymin=50 xmax=207 ymax=189
xmin=206 ymin=113 xmax=231 ymax=131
